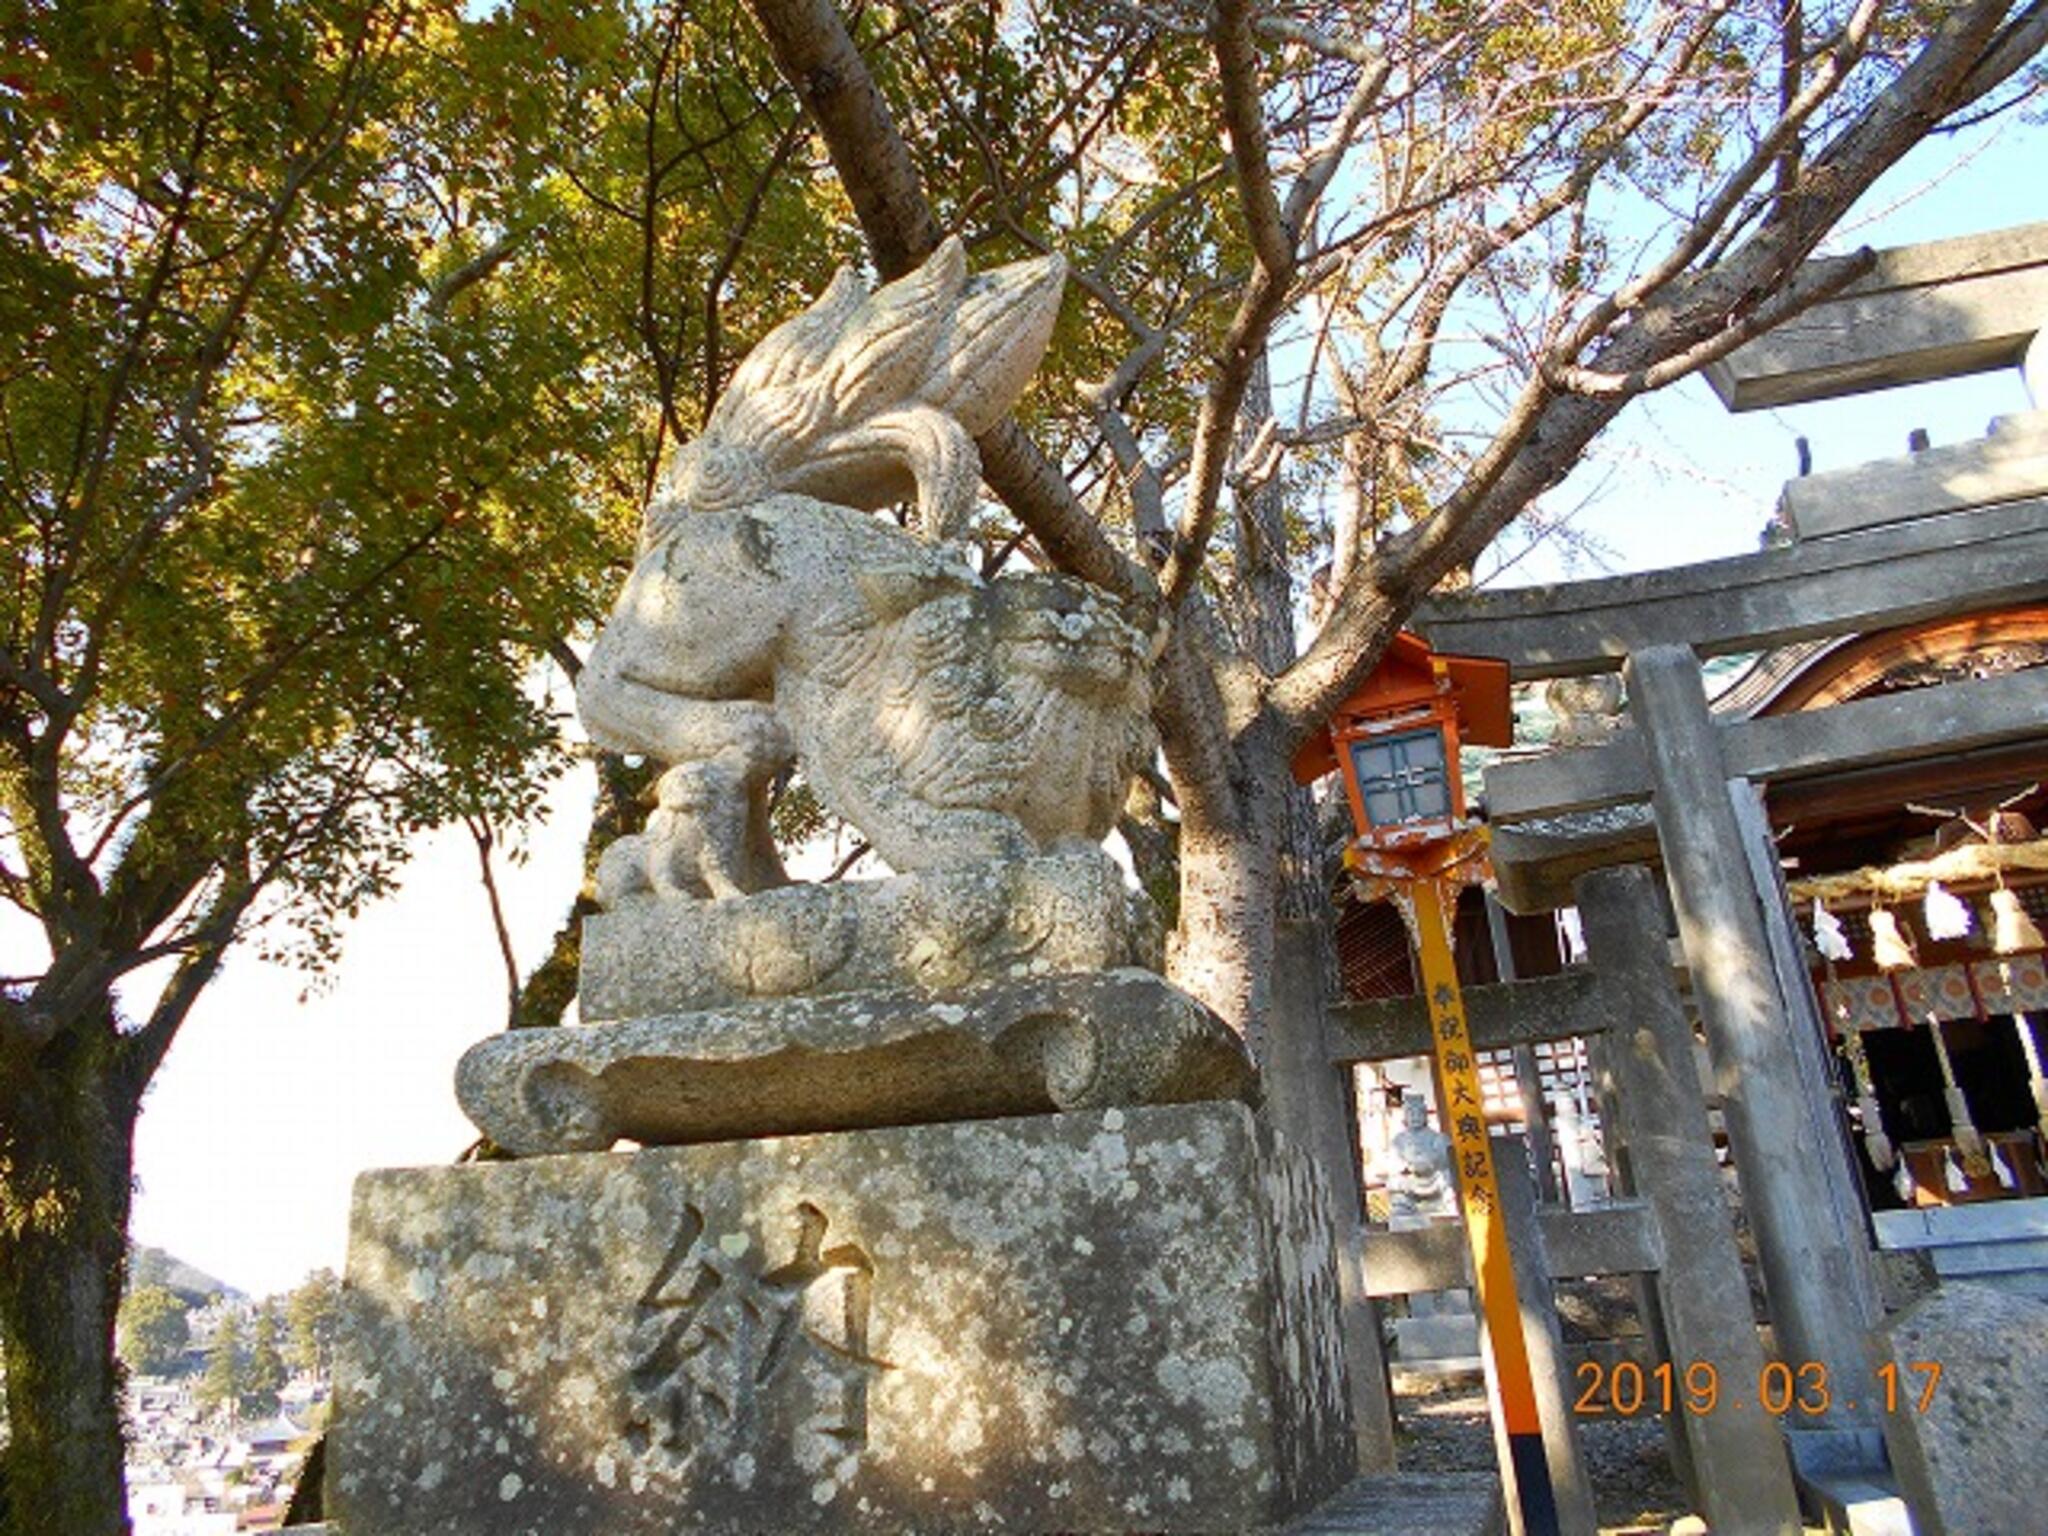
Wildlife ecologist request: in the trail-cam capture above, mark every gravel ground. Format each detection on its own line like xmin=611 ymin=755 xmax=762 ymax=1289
xmin=1392 ymin=1379 xmax=1691 ymax=1535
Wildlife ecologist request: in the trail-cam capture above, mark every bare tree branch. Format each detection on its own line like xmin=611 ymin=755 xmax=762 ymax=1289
xmin=1272 ymin=0 xmax=2031 ymax=743
xmin=425 ymin=222 xmax=539 ymax=317
xmin=466 ymin=814 xmax=523 ymax=1032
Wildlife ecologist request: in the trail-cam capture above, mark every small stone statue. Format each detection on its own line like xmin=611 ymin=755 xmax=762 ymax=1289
xmin=1387 ymin=1096 xmax=1456 ymax=1217
xmin=1545 ymin=672 xmax=1624 ymax=747
xmin=575 ymin=237 xmax=1157 ymax=903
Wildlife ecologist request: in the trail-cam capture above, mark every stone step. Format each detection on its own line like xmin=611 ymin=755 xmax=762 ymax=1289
xmin=1796 ymin=1470 xmax=1915 ymax=1536
xmin=288 ymin=1487 xmax=1508 ymax=1536
xmin=1280 ymin=1472 xmax=1500 ymax=1536
xmin=1925 ymin=1237 xmax=2048 ymax=1298
xmin=1392 ymin=1312 xmax=1481 ymax=1361
xmin=1874 ymin=1197 xmax=2048 ymax=1301
xmin=1388 ymin=1356 xmax=1486 ymax=1393
xmin=1786 ymin=1427 xmax=1912 ymax=1536
xmin=1786 ymin=1425 xmax=1889 ymax=1482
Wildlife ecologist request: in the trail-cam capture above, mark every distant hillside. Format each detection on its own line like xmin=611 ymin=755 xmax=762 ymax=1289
xmin=128 ymin=1244 xmax=240 ymax=1304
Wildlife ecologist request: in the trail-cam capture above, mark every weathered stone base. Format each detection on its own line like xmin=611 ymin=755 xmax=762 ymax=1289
xmin=329 ymin=1103 xmax=1353 ymax=1534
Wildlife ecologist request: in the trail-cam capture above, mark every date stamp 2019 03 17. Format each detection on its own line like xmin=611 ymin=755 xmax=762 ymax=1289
xmin=1571 ymin=1359 xmax=1942 ymax=1418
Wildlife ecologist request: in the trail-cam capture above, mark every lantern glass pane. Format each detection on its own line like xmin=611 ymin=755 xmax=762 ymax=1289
xmin=1348 ymin=727 xmax=1451 ymax=828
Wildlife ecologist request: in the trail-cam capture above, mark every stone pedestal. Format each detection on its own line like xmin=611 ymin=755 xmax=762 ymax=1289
xmin=1386 ymin=1216 xmax=1480 ymax=1369
xmin=1392 ymin=1309 xmax=1480 ymax=1364
xmin=328 ymin=1102 xmax=1353 ymax=1534
xmin=457 ymin=969 xmax=1256 ymax=1155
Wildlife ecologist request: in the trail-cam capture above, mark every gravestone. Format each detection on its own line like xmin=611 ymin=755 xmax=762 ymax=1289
xmin=324 ymin=239 xmax=1354 ymax=1534
xmin=1388 ymin=1272 xmax=1480 ymax=1375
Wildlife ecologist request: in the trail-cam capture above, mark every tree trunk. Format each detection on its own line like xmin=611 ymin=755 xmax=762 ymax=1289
xmin=1171 ymin=791 xmax=1280 ymax=1052
xmin=1167 ymin=353 xmax=1304 ymax=1053
xmin=0 ymin=1024 xmax=137 ymax=1536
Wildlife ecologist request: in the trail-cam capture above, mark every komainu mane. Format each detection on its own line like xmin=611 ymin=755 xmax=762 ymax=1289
xmin=577 ymin=238 xmax=1157 ymax=901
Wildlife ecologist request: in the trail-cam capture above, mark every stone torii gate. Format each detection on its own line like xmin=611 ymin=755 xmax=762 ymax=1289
xmin=1412 ymin=221 xmax=2048 ymax=1510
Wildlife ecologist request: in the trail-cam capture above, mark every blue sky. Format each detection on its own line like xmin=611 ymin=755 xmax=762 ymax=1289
xmin=115 ymin=113 xmax=2045 ymax=1299
xmin=1498 ymin=117 xmax=2044 ymax=584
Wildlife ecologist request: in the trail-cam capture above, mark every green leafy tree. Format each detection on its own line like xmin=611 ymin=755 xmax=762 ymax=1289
xmin=242 ymin=1304 xmax=286 ymax=1417
xmin=114 ymin=1285 xmax=191 ymax=1379
xmin=285 ymin=1269 xmax=342 ymax=1378
xmin=196 ymin=1311 xmax=244 ymax=1419
xmin=0 ymin=3 xmax=857 ymax=1524
xmin=0 ymin=4 xmax=636 ymax=1528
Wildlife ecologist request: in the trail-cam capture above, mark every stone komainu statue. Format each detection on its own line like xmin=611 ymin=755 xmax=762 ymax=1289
xmin=577 ymin=237 xmax=1157 ymax=902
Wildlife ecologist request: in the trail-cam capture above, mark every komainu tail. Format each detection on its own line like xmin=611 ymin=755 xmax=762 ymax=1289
xmin=654 ymin=236 xmax=1066 ymax=541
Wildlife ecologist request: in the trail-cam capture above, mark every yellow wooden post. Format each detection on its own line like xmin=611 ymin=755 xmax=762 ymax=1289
xmin=1410 ymin=874 xmax=1559 ymax=1536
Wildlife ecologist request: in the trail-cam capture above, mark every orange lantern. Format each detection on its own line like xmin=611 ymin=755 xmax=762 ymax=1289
xmin=1292 ymin=631 xmax=1513 ymax=860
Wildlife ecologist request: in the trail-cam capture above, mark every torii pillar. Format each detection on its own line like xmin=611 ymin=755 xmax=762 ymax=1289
xmin=1626 ymin=645 xmax=1882 ymax=1434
